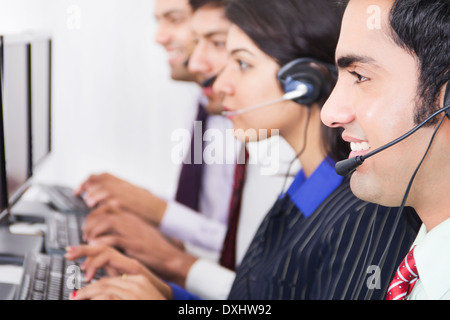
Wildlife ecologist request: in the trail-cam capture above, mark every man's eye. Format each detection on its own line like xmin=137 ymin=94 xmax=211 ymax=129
xmin=168 ymin=16 xmax=185 ymax=24
xmin=213 ymin=41 xmax=226 ymax=49
xmin=349 ymin=71 xmax=369 ymax=83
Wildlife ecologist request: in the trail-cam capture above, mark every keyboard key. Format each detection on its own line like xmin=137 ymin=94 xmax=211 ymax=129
xmin=16 ymin=253 xmax=105 ymax=300
xmin=34 ymin=279 xmax=45 ymax=292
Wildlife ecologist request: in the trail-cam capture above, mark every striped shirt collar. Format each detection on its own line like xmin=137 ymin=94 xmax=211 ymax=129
xmin=286 ymin=157 xmax=344 ymax=218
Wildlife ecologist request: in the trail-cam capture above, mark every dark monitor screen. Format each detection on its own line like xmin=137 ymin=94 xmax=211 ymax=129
xmin=1 ymin=36 xmax=32 ymax=209
xmin=0 ymin=81 xmax=7 ymax=225
xmin=30 ymin=38 xmax=52 ymax=170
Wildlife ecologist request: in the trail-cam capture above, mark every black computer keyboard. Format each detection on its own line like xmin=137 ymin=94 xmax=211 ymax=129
xmin=45 ymin=213 xmax=84 ymax=255
xmin=15 ymin=253 xmax=86 ymax=300
xmin=40 ymin=184 xmax=90 ymax=214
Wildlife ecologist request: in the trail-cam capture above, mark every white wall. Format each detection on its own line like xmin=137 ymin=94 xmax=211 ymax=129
xmin=0 ymin=0 xmax=201 ymax=199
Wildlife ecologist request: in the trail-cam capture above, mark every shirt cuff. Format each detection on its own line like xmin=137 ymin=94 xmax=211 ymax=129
xmin=160 ymin=201 xmax=227 ymax=252
xmin=184 ymin=243 xmax=220 ymax=262
xmin=185 ymin=259 xmax=236 ymax=300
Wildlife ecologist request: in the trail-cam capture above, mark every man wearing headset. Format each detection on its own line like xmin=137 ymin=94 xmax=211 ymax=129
xmin=321 ymin=0 xmax=450 ymax=300
xmin=72 ymin=0 xmax=293 ymax=300
xmin=75 ymin=0 xmax=235 ymax=262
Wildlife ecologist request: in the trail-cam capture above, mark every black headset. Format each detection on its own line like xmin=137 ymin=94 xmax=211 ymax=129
xmin=276 ymin=57 xmax=337 ymax=106
xmin=276 ymin=57 xmax=338 ymax=194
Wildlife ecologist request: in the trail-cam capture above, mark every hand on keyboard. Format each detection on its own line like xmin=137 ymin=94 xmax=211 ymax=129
xmin=40 ymin=184 xmax=90 ymax=214
xmin=74 ymin=173 xmax=165 ymax=225
xmin=16 ymin=253 xmax=98 ymax=300
xmin=64 ymin=244 xmax=171 ymax=298
xmin=64 ymin=244 xmax=147 ymax=282
xmin=71 ymin=274 xmax=169 ymax=300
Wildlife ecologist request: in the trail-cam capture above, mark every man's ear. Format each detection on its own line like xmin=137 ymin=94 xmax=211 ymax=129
xmin=444 ymin=82 xmax=450 ymax=119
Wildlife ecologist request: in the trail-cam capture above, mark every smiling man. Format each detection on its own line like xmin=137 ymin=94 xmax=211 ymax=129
xmin=76 ymin=0 xmax=234 ymax=268
xmin=188 ymin=0 xmax=230 ymax=113
xmin=74 ymin=0 xmax=239 ymax=301
xmin=321 ymin=0 xmax=450 ymax=300
xmin=154 ymin=0 xmax=197 ymax=82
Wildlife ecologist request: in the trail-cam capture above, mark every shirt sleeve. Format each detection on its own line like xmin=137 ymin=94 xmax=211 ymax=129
xmin=185 ymin=258 xmax=236 ymax=300
xmin=160 ymin=201 xmax=227 ymax=253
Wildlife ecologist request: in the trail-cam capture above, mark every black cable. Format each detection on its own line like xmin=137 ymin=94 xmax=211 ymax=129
xmin=246 ymin=107 xmax=312 ymax=299
xmin=362 ymin=114 xmax=446 ymax=300
xmin=336 ymin=104 xmax=450 ymax=176
xmin=279 ymin=107 xmax=312 ymax=196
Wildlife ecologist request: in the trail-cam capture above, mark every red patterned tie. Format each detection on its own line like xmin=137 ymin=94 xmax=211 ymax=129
xmin=219 ymin=147 xmax=249 ymax=270
xmin=386 ymin=246 xmax=419 ymax=300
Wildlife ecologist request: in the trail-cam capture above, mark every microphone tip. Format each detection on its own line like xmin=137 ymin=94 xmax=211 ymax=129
xmin=221 ymin=111 xmax=234 ymax=118
xmin=335 ymin=156 xmax=364 ymax=177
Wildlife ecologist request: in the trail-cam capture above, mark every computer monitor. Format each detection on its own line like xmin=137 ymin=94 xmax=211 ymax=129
xmin=30 ymin=36 xmax=52 ymax=171
xmin=0 ymin=34 xmax=45 ymax=263
xmin=0 ymin=84 xmax=8 ymax=226
xmin=1 ymin=35 xmax=33 ymax=214
xmin=4 ymin=34 xmax=56 ymax=224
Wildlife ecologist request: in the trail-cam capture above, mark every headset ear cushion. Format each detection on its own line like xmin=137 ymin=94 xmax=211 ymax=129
xmin=277 ymin=59 xmax=325 ymax=106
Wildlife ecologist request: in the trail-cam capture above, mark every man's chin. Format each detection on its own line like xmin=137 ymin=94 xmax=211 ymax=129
xmin=349 ymin=173 xmax=394 ymax=207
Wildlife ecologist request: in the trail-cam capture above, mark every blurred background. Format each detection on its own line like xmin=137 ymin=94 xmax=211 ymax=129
xmin=0 ymin=0 xmax=201 ymax=199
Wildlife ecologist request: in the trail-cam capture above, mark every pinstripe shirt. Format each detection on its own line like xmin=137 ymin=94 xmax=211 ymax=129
xmin=228 ymin=158 xmax=420 ymax=300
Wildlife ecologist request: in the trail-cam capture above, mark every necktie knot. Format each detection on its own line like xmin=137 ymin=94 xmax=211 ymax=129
xmin=386 ymin=246 xmax=419 ymax=300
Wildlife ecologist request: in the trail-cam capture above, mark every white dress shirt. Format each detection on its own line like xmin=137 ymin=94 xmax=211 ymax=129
xmin=186 ymin=136 xmax=300 ymax=300
xmin=160 ymin=113 xmax=237 ymax=258
xmin=408 ymin=218 xmax=450 ymax=300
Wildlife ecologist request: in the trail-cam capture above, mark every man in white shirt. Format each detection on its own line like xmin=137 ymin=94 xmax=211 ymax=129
xmin=72 ymin=0 xmax=233 ymax=270
xmin=321 ymin=0 xmax=450 ymax=300
xmin=76 ymin=0 xmax=234 ymax=259
xmin=75 ymin=0 xmax=296 ymax=300
xmin=174 ymin=0 xmax=298 ymax=299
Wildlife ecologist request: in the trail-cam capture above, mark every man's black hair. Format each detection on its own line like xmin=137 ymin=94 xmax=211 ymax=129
xmin=388 ymin=0 xmax=450 ymax=125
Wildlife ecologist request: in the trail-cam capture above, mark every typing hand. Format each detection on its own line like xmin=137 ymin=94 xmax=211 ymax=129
xmin=75 ymin=173 xmax=166 ymax=225
xmin=70 ymin=275 xmax=170 ymax=300
xmin=64 ymin=244 xmax=145 ymax=282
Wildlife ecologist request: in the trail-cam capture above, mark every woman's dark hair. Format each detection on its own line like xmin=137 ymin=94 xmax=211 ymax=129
xmin=388 ymin=0 xmax=450 ymax=126
xmin=225 ymin=0 xmax=348 ymax=162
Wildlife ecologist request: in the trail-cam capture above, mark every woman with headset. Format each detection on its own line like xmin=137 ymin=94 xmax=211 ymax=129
xmin=70 ymin=0 xmax=420 ymax=300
